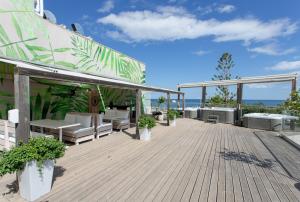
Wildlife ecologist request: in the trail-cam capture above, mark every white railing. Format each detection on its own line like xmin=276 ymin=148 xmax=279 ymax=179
xmin=0 ymin=119 xmax=16 ymax=150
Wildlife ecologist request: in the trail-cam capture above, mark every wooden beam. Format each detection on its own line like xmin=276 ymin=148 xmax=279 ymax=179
xmin=177 ymin=87 xmax=181 ymax=109
xmin=201 ymin=86 xmax=206 ymax=108
xmin=236 ymin=83 xmax=243 ymax=125
xmin=182 ymin=93 xmax=185 ymax=118
xmin=135 ymin=89 xmax=142 ymax=138
xmin=292 ymin=79 xmax=297 ymax=92
xmin=167 ymin=93 xmax=170 ymax=126
xmin=88 ymin=89 xmax=99 ymax=113
xmin=14 ymin=69 xmax=30 ymax=145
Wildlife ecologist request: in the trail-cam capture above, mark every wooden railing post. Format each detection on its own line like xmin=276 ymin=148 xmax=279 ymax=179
xmin=201 ymin=86 xmax=206 ymax=108
xmin=14 ymin=69 xmax=30 ymax=145
xmin=177 ymin=87 xmax=180 ymax=109
xmin=135 ymin=89 xmax=141 ymax=138
xmin=292 ymin=79 xmax=297 ymax=92
xmin=236 ymin=83 xmax=243 ymax=125
xmin=182 ymin=93 xmax=185 ymax=118
xmin=167 ymin=93 xmax=170 ymax=126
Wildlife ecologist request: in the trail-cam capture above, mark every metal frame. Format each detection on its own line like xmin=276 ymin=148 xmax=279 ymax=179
xmin=178 ymin=73 xmax=298 ymax=88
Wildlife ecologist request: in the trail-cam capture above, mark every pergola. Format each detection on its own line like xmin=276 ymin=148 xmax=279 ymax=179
xmin=0 ymin=57 xmax=183 ymax=144
xmin=177 ymin=73 xmax=298 ymax=124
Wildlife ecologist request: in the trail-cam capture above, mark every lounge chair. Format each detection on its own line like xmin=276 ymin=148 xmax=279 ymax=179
xmin=104 ymin=109 xmax=130 ymax=131
xmin=62 ymin=113 xmax=94 ymax=145
xmin=95 ymin=113 xmax=113 ymax=139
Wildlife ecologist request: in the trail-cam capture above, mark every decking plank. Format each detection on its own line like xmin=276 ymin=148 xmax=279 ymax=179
xmin=0 ymin=119 xmax=299 ymax=202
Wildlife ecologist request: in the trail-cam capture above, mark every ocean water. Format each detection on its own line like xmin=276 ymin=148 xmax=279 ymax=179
xmin=151 ymin=99 xmax=284 ymax=108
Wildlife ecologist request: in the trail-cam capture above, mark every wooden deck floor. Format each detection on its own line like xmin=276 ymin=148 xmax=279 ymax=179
xmin=0 ymin=119 xmax=299 ymax=201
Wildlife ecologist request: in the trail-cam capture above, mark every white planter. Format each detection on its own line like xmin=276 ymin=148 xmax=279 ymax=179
xmin=158 ymin=115 xmax=164 ymax=121
xmin=18 ymin=160 xmax=54 ymax=201
xmin=139 ymin=128 xmax=151 ymax=141
xmin=170 ymin=119 xmax=176 ymax=127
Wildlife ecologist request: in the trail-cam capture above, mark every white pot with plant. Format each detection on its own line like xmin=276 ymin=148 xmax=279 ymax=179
xmin=157 ymin=96 xmax=165 ymax=121
xmin=139 ymin=115 xmax=156 ymax=141
xmin=0 ymin=137 xmax=65 ymax=201
xmin=168 ymin=110 xmax=179 ymax=127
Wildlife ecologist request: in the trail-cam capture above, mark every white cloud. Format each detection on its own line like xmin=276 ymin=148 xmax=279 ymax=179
xmin=197 ymin=4 xmax=235 ymax=15
xmin=193 ymin=50 xmax=209 ymax=56
xmin=97 ymin=7 xmax=297 ymax=43
xmin=216 ymin=5 xmax=235 ymax=13
xmin=267 ymin=60 xmax=300 ymax=71
xmin=248 ymin=43 xmax=296 ymax=56
xmin=247 ymin=84 xmax=271 ymax=89
xmin=97 ymin=0 xmax=114 ymax=13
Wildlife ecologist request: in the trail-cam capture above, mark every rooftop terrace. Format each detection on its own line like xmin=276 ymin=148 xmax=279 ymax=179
xmin=0 ymin=119 xmax=299 ymax=201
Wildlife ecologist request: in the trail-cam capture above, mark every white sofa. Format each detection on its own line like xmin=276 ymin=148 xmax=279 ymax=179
xmin=96 ymin=113 xmax=113 ymax=138
xmin=62 ymin=113 xmax=95 ymax=145
xmin=104 ymin=109 xmax=130 ymax=130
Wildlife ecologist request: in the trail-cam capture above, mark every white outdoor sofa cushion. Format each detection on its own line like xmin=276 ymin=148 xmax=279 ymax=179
xmin=95 ymin=113 xmax=112 ymax=138
xmin=104 ymin=109 xmax=130 ymax=130
xmin=62 ymin=113 xmax=94 ymax=145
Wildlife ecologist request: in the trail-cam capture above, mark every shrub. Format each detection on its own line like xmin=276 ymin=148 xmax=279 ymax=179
xmin=167 ymin=109 xmax=179 ymax=120
xmin=0 ymin=137 xmax=65 ymax=176
xmin=138 ymin=115 xmax=156 ymax=129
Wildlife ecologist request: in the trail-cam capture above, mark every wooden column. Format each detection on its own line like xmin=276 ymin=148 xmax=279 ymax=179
xmin=182 ymin=93 xmax=185 ymax=118
xmin=167 ymin=93 xmax=170 ymax=126
xmin=201 ymin=86 xmax=206 ymax=108
xmin=88 ymin=89 xmax=99 ymax=113
xmin=236 ymin=83 xmax=243 ymax=125
xmin=177 ymin=87 xmax=181 ymax=109
xmin=14 ymin=69 xmax=30 ymax=145
xmin=135 ymin=89 xmax=142 ymax=138
xmin=291 ymin=79 xmax=297 ymax=92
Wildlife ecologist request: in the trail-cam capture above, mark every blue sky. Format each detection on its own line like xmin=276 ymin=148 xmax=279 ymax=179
xmin=45 ymin=0 xmax=300 ymax=99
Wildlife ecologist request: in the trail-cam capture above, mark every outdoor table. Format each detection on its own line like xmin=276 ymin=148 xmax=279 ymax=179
xmin=30 ymin=119 xmax=80 ymax=142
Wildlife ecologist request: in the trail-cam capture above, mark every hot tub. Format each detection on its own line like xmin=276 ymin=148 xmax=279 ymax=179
xmin=243 ymin=113 xmax=298 ymax=131
xmin=198 ymin=107 xmax=237 ymax=124
xmin=184 ymin=107 xmax=199 ymax=119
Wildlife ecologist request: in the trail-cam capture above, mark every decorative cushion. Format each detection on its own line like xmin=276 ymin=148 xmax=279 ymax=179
xmin=98 ymin=113 xmax=104 ymax=125
xmin=75 ymin=115 xmax=92 ymax=128
xmin=104 ymin=109 xmax=116 ymax=119
xmin=64 ymin=113 xmax=77 ymax=124
xmin=115 ymin=110 xmax=129 ymax=119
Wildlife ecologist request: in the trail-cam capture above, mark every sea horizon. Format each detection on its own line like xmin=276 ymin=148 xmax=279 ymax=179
xmin=150 ymin=99 xmax=284 ymax=108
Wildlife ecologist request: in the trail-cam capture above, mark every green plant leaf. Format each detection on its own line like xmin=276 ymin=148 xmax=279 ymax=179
xmin=33 ymin=93 xmax=42 ymax=120
xmin=56 ymin=61 xmax=75 ymax=68
xmin=25 ymin=44 xmax=49 ymax=52
xmin=53 ymin=48 xmax=71 ymax=52
xmin=12 ymin=15 xmax=23 ymax=40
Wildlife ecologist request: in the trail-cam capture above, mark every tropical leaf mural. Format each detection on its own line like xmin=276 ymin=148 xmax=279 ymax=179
xmin=0 ymin=0 xmax=146 ymax=84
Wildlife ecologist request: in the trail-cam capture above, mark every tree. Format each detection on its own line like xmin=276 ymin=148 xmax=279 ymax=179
xmin=212 ymin=52 xmax=238 ymax=103
xmin=157 ymin=96 xmax=166 ymax=109
xmin=284 ymin=90 xmax=300 ymax=116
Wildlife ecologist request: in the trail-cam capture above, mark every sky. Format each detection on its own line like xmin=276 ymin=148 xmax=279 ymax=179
xmin=44 ymin=0 xmax=300 ymax=100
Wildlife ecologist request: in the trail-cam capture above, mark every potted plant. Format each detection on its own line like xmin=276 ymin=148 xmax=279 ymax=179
xmin=138 ymin=115 xmax=156 ymax=141
xmin=157 ymin=96 xmax=166 ymax=121
xmin=0 ymin=137 xmax=65 ymax=201
xmin=168 ymin=110 xmax=179 ymax=127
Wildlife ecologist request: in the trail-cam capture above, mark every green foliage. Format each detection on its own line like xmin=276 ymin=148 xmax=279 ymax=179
xmin=283 ymin=90 xmax=300 ymax=116
xmin=212 ymin=52 xmax=238 ymax=103
xmin=167 ymin=109 xmax=179 ymax=120
xmin=0 ymin=137 xmax=65 ymax=176
xmin=138 ymin=115 xmax=156 ymax=129
xmin=207 ymin=95 xmax=236 ymax=107
xmin=242 ymin=104 xmax=284 ymax=115
xmin=157 ymin=96 xmax=166 ymax=108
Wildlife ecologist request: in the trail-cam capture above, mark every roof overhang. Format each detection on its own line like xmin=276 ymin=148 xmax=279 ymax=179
xmin=178 ymin=73 xmax=298 ymax=88
xmin=0 ymin=57 xmax=183 ymax=94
